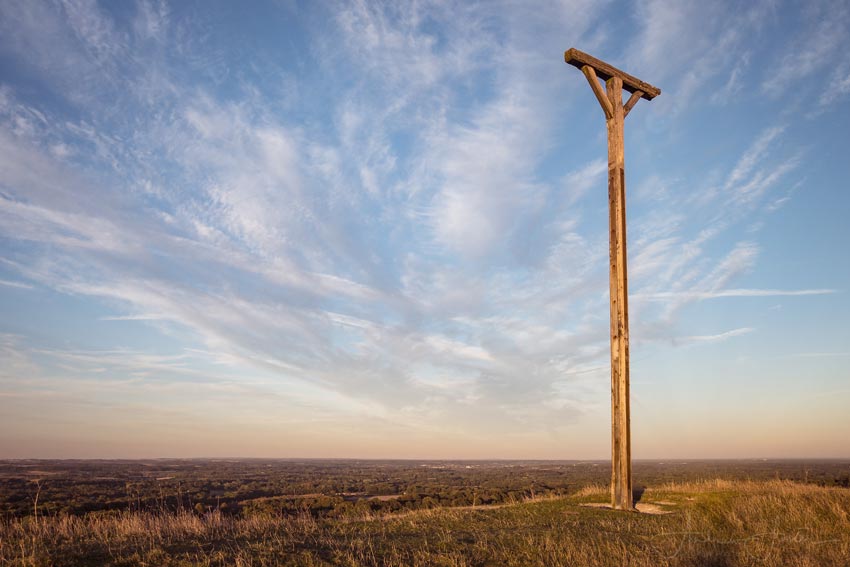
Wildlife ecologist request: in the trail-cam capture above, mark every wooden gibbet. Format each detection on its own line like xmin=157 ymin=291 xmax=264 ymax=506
xmin=564 ymin=48 xmax=660 ymax=510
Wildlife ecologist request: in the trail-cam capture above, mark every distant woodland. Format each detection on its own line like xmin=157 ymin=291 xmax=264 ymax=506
xmin=2 ymin=459 xmax=848 ymax=519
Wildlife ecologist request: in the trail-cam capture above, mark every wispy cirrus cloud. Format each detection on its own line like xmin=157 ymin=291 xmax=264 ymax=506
xmin=627 ymin=0 xmax=772 ymax=114
xmin=761 ymin=1 xmax=850 ymax=98
xmin=787 ymin=352 xmax=850 ymax=359
xmin=672 ymin=327 xmax=754 ymax=345
xmin=636 ymin=288 xmax=836 ymax=301
xmin=0 ymin=279 xmax=33 ymax=289
xmin=724 ymin=126 xmax=785 ymax=191
xmin=819 ymin=64 xmax=850 ymax=107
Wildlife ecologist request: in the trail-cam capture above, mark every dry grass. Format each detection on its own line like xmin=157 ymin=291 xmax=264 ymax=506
xmin=572 ymin=483 xmax=608 ymax=498
xmin=2 ymin=479 xmax=849 ymax=566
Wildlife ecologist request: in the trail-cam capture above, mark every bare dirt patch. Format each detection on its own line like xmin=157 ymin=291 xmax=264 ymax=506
xmin=579 ymin=501 xmax=675 ymax=515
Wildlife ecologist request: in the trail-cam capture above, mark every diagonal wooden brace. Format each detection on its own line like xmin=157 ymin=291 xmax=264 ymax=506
xmin=581 ymin=65 xmax=614 ymax=120
xmin=623 ymin=91 xmax=643 ymax=117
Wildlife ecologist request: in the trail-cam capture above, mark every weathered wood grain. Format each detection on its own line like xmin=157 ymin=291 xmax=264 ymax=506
xmin=605 ymin=75 xmax=632 ymax=511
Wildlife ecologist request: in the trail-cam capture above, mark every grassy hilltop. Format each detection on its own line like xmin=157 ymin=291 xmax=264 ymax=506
xmin=3 ymin=479 xmax=850 ymax=567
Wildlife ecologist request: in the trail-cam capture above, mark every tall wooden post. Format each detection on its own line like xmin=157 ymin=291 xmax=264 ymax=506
xmin=564 ymin=48 xmax=660 ymax=511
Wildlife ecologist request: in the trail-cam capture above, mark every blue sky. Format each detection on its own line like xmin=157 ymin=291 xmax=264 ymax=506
xmin=1 ymin=0 xmax=848 ymax=459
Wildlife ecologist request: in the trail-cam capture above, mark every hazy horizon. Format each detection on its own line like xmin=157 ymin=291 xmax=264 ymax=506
xmin=4 ymin=455 xmax=850 ymax=462
xmin=1 ymin=0 xmax=849 ymax=460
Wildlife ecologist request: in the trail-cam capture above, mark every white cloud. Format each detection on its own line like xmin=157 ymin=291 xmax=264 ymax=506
xmin=724 ymin=126 xmax=784 ymax=191
xmin=427 ymin=91 xmax=548 ymax=258
xmin=819 ymin=61 xmax=850 ymax=107
xmin=762 ymin=1 xmax=850 ymax=96
xmin=99 ymin=314 xmax=164 ymax=321
xmin=0 ymin=279 xmax=33 ymax=289
xmin=628 ymin=0 xmax=771 ymax=113
xmin=788 ymin=352 xmax=850 ymax=358
xmin=636 ymin=288 xmax=836 ymax=301
xmin=674 ymin=327 xmax=754 ymax=345
xmin=562 ymin=159 xmax=607 ymax=206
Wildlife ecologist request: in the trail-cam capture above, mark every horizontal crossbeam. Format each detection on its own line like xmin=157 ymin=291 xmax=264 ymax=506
xmin=564 ymin=48 xmax=660 ymax=100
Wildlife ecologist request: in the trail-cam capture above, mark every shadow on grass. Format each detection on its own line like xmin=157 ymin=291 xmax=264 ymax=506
xmin=690 ymin=548 xmax=733 ymax=567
